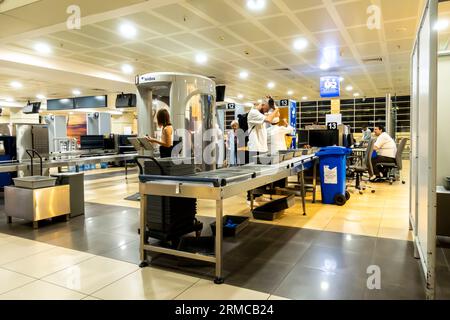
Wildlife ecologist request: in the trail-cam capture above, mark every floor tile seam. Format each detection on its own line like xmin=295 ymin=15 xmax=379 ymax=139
xmin=88 ymin=266 xmax=161 ymax=298
xmin=39 ymin=258 xmax=141 ymax=296
xmin=0 ymin=277 xmax=40 ymax=297
xmin=268 ymin=250 xmax=308 ymax=296
xmin=2 ymin=254 xmax=98 ymax=281
xmin=0 ymin=245 xmax=56 ymax=267
xmin=86 ymin=237 xmax=138 ymax=256
xmin=171 ymin=278 xmax=203 ymax=300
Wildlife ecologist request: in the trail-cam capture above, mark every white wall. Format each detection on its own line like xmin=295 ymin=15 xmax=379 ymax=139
xmin=437 ymin=55 xmax=450 ymax=185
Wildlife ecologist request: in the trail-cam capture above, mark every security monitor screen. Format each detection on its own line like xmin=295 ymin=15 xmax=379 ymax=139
xmin=47 ymin=98 xmax=74 ymax=110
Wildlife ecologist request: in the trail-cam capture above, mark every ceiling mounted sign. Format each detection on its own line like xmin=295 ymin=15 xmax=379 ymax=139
xmin=320 ymin=76 xmax=341 ymax=98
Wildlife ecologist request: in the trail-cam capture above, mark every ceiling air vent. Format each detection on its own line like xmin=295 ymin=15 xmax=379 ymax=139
xmin=362 ymin=57 xmax=383 ymax=64
xmin=273 ymin=68 xmax=291 ymax=72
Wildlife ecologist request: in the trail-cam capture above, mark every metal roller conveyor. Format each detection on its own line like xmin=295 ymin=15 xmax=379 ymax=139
xmin=138 ymin=153 xmax=318 ymax=284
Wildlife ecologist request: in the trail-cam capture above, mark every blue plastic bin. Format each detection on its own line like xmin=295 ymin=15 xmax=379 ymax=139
xmin=316 ymin=146 xmax=352 ymax=206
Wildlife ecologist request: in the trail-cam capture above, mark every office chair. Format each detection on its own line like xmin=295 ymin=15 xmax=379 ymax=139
xmin=376 ymin=138 xmax=408 ymax=185
xmin=349 ymin=138 xmax=376 ymax=194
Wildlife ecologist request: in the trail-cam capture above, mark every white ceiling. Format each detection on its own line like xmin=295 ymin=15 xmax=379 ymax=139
xmin=0 ymin=0 xmax=436 ymax=105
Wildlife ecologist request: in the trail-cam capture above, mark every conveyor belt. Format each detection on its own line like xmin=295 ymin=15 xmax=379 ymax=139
xmin=0 ymin=153 xmax=138 ymax=174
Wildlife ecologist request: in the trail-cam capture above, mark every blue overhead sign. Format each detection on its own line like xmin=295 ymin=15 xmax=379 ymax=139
xmin=320 ymin=76 xmax=340 ymax=98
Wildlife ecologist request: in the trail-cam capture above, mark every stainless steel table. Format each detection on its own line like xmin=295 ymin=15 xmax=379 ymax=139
xmin=138 ymin=154 xmax=316 ymax=284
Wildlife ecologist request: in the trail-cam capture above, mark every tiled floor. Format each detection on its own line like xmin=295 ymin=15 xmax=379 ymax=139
xmin=0 ymin=234 xmax=276 ymax=300
xmin=0 ymin=166 xmax=449 ymax=300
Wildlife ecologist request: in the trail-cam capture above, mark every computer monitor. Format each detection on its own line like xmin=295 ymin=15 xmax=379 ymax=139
xmin=309 ymin=130 xmax=339 ymax=147
xmin=80 ymin=135 xmax=105 ymax=150
xmin=297 ymin=130 xmax=309 ymax=147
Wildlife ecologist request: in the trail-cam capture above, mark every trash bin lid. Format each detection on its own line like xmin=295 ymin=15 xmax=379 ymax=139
xmin=316 ymin=146 xmax=352 ymax=157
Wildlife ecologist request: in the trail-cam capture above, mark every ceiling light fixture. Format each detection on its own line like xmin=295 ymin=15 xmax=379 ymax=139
xmin=246 ymin=0 xmax=266 ymax=11
xmin=5 ymin=97 xmax=14 ymax=102
xmin=435 ymin=19 xmax=449 ymax=31
xmin=302 ymin=96 xmax=308 ymax=101
xmin=10 ymin=81 xmax=23 ymax=89
xmin=237 ymin=94 xmax=244 ymax=99
xmin=339 ymin=77 xmax=344 ymax=82
xmin=121 ymin=64 xmax=134 ymax=74
xmin=239 ymin=71 xmax=249 ymax=79
xmin=353 ymin=92 xmax=360 ymax=97
xmin=119 ymin=23 xmax=137 ymax=39
xmin=267 ymin=82 xmax=275 ymax=89
xmin=72 ymin=89 xmax=81 ymax=96
xmin=257 ymin=99 xmax=263 ymax=104
xmin=287 ymin=90 xmax=294 ymax=96
xmin=34 ymin=42 xmax=52 ymax=54
xmin=36 ymin=94 xmax=46 ymax=100
xmin=195 ymin=53 xmax=208 ymax=65
xmin=293 ymin=38 xmax=308 ymax=51
xmin=346 ymin=85 xmax=353 ymax=91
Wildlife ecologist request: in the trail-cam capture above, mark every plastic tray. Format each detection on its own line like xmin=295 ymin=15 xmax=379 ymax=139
xmin=252 ymin=194 xmax=295 ymax=221
xmin=13 ymin=176 xmax=57 ymax=189
xmin=210 ymin=215 xmax=249 ymax=237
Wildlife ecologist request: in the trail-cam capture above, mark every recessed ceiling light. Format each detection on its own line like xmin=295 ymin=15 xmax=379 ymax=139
xmin=267 ymin=82 xmax=275 ymax=89
xmin=346 ymin=85 xmax=353 ymax=91
xmin=119 ymin=23 xmax=137 ymax=39
xmin=121 ymin=64 xmax=134 ymax=74
xmin=195 ymin=53 xmax=208 ymax=64
xmin=246 ymin=0 xmax=266 ymax=11
xmin=36 ymin=94 xmax=46 ymax=100
xmin=287 ymin=90 xmax=294 ymax=96
xmin=435 ymin=19 xmax=449 ymax=31
xmin=10 ymin=81 xmax=23 ymax=89
xmin=320 ymin=63 xmax=330 ymax=70
xmin=302 ymin=96 xmax=308 ymax=101
xmin=339 ymin=77 xmax=345 ymax=82
xmin=320 ymin=281 xmax=330 ymax=291
xmin=237 ymin=94 xmax=244 ymax=99
xmin=34 ymin=42 xmax=52 ymax=54
xmin=293 ymin=38 xmax=308 ymax=51
xmin=239 ymin=71 xmax=249 ymax=79
xmin=72 ymin=89 xmax=81 ymax=96
xmin=353 ymin=92 xmax=360 ymax=97
xmin=257 ymin=99 xmax=263 ymax=104
xmin=5 ymin=97 xmax=14 ymax=102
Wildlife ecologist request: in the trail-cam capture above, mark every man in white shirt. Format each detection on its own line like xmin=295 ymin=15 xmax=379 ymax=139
xmin=246 ymin=99 xmax=279 ymax=204
xmin=247 ymin=100 xmax=280 ymax=155
xmin=371 ymin=125 xmax=397 ymax=180
xmin=267 ymin=118 xmax=295 ymax=153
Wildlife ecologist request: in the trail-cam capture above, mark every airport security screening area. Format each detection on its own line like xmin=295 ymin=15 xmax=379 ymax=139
xmin=0 ymin=0 xmax=449 ymax=311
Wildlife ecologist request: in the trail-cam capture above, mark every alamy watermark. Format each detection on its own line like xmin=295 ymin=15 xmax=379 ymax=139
xmin=367 ymin=5 xmax=382 ymax=30
xmin=66 ymin=5 xmax=81 ymax=30
xmin=367 ymin=265 xmax=381 ymax=290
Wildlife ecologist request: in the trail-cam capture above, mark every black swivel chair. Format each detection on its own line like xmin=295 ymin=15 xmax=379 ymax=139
xmin=376 ymin=138 xmax=408 ymax=185
xmin=349 ymin=138 xmax=376 ymax=194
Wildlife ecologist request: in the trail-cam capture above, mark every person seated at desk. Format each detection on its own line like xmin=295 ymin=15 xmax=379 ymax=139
xmin=145 ymin=109 xmax=173 ymax=158
xmin=267 ymin=118 xmax=295 ymax=153
xmin=370 ymin=125 xmax=397 ymax=182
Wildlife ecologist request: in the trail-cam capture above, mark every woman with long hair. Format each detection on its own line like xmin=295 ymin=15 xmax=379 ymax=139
xmin=146 ymin=108 xmax=174 ymax=158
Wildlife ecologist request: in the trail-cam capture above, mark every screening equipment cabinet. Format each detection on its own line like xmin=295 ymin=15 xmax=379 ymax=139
xmin=138 ymin=154 xmax=316 ymax=283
